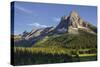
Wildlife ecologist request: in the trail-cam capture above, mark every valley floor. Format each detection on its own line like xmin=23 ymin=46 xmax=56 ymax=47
xmin=13 ymin=47 xmax=97 ymax=65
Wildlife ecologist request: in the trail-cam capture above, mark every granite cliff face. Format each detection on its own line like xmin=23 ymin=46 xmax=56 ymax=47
xmin=69 ymin=11 xmax=88 ymax=28
xmin=55 ymin=11 xmax=95 ymax=34
xmin=25 ymin=27 xmax=54 ymax=40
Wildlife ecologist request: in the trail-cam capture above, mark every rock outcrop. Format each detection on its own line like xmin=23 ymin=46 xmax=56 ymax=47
xmin=55 ymin=10 xmax=94 ymax=34
xmin=25 ymin=27 xmax=54 ymax=40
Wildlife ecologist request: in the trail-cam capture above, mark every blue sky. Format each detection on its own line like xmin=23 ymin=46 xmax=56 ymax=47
xmin=13 ymin=1 xmax=97 ymax=34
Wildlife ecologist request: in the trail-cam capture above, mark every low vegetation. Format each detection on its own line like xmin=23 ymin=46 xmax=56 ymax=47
xmin=13 ymin=46 xmax=97 ymax=65
xmin=34 ymin=29 xmax=97 ymax=49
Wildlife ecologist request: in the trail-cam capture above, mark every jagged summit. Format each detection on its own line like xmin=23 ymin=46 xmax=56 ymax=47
xmin=69 ymin=10 xmax=88 ymax=28
xmin=69 ymin=10 xmax=80 ymax=28
xmin=55 ymin=10 xmax=93 ymax=34
xmin=69 ymin=10 xmax=79 ymax=18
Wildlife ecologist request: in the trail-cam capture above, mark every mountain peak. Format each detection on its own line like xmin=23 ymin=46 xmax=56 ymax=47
xmin=70 ymin=10 xmax=79 ymax=17
xmin=54 ymin=10 xmax=96 ymax=34
xmin=69 ymin=10 xmax=80 ymax=28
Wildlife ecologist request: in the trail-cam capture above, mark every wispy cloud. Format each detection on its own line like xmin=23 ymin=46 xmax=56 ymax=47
xmin=15 ymin=5 xmax=32 ymax=14
xmin=27 ymin=23 xmax=48 ymax=28
xmin=53 ymin=17 xmax=61 ymax=22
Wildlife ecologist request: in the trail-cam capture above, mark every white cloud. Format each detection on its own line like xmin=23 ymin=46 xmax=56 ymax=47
xmin=15 ymin=5 xmax=32 ymax=14
xmin=53 ymin=17 xmax=61 ymax=22
xmin=27 ymin=23 xmax=48 ymax=28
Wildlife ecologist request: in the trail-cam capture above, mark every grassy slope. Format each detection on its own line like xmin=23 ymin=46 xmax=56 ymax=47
xmin=33 ymin=29 xmax=97 ymax=49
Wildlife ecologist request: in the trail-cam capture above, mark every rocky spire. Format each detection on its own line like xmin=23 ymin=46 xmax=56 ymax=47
xmin=55 ymin=10 xmax=90 ymax=34
xmin=69 ymin=10 xmax=79 ymax=18
xmin=69 ymin=10 xmax=80 ymax=28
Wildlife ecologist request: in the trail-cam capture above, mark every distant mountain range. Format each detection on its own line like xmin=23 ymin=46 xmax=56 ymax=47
xmin=13 ymin=10 xmax=97 ymax=47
